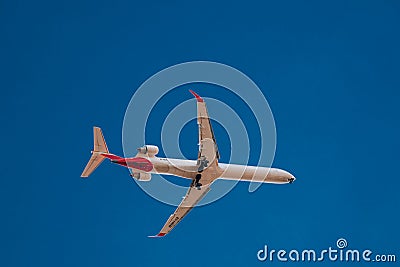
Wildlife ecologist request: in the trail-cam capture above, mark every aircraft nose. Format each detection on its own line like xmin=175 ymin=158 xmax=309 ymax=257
xmin=281 ymin=169 xmax=296 ymax=184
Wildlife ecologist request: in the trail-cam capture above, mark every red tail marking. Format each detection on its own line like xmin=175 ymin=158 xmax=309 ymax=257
xmin=110 ymin=156 xmax=153 ymax=172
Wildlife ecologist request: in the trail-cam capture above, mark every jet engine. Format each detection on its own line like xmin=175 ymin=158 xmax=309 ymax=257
xmin=137 ymin=145 xmax=159 ymax=157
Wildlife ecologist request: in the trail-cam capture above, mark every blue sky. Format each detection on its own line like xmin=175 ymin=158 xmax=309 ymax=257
xmin=1 ymin=0 xmax=399 ymax=266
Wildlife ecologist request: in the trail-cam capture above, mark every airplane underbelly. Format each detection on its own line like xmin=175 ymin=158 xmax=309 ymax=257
xmin=218 ymin=164 xmax=290 ymax=184
xmin=149 ymin=158 xmax=198 ymax=179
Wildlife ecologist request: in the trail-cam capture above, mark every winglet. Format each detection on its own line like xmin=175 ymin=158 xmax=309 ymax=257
xmin=189 ymin=90 xmax=203 ymax=102
xmin=148 ymin=233 xmax=166 ymax=238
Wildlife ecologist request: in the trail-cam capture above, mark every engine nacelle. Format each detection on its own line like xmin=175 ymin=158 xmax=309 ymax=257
xmin=137 ymin=145 xmax=159 ymax=157
xmin=131 ymin=172 xmax=151 ymax=181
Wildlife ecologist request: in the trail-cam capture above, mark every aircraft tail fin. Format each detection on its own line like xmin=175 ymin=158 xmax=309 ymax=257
xmin=81 ymin=127 xmax=109 ymax=178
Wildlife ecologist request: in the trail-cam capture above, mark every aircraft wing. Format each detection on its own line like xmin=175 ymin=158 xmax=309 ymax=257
xmin=190 ymin=90 xmax=220 ymax=170
xmin=149 ymin=183 xmax=211 ymax=237
xmin=149 ymin=91 xmax=219 ymax=237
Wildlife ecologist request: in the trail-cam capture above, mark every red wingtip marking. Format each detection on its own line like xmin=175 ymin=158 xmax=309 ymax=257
xmin=148 ymin=233 xmax=166 ymax=238
xmin=189 ymin=90 xmax=203 ymax=102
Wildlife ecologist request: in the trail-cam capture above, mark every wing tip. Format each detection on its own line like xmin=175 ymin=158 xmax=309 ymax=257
xmin=148 ymin=233 xmax=166 ymax=238
xmin=189 ymin=90 xmax=204 ymax=102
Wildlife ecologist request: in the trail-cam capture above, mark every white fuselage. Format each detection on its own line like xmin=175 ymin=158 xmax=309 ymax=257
xmin=146 ymin=157 xmax=295 ymax=184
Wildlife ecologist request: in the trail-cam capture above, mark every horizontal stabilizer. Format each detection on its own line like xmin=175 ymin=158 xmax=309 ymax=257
xmin=81 ymin=152 xmax=105 ymax=178
xmin=94 ymin=127 xmax=109 ymax=153
xmin=81 ymin=127 xmax=109 ymax=178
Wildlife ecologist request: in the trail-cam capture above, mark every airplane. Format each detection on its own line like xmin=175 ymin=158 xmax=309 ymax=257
xmin=81 ymin=90 xmax=295 ymax=237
